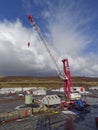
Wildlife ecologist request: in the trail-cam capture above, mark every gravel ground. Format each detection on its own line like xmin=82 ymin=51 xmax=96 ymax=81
xmin=74 ymin=96 xmax=98 ymax=130
xmin=0 ymin=113 xmax=68 ymax=130
xmin=0 ymin=94 xmax=98 ymax=130
xmin=0 ymin=101 xmax=24 ymax=113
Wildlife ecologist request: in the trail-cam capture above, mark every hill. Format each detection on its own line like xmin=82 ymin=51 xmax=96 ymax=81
xmin=0 ymin=76 xmax=98 ymax=89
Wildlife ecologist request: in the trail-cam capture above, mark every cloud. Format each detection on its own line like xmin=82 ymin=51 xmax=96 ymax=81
xmin=0 ymin=19 xmax=55 ymax=76
xmin=37 ymin=0 xmax=98 ymax=77
xmin=0 ymin=0 xmax=98 ymax=77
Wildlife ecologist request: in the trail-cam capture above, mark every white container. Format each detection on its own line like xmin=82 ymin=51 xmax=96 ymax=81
xmin=42 ymin=95 xmax=61 ymax=106
xmin=70 ymin=92 xmax=81 ymax=100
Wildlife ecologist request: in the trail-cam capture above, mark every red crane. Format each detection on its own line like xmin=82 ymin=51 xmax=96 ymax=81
xmin=27 ymin=15 xmax=72 ymax=99
xmin=62 ymin=59 xmax=72 ymax=98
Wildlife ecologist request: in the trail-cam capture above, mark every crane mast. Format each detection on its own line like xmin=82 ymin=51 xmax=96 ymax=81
xmin=28 ymin=15 xmax=72 ymax=99
xmin=62 ymin=59 xmax=72 ymax=98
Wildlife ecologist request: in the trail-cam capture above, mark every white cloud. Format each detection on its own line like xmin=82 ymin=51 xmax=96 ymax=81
xmin=68 ymin=54 xmax=98 ymax=77
xmin=0 ymin=19 xmax=55 ymax=75
xmin=39 ymin=0 xmax=98 ymax=77
xmin=0 ymin=0 xmax=98 ymax=77
xmin=0 ymin=18 xmax=98 ymax=77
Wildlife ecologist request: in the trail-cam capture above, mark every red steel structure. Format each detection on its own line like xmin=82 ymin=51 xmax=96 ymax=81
xmin=62 ymin=59 xmax=72 ymax=98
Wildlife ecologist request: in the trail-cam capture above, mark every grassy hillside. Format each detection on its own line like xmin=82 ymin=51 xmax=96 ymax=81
xmin=0 ymin=76 xmax=98 ymax=89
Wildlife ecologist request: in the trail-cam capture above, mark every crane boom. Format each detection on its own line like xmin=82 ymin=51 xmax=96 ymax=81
xmin=28 ymin=15 xmax=66 ymax=79
xmin=27 ymin=15 xmax=72 ymax=98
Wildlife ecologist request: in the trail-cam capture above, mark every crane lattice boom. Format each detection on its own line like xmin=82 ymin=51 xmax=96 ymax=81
xmin=28 ymin=15 xmax=72 ymax=98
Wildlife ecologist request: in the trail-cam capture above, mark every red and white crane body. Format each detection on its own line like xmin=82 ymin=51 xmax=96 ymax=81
xmin=27 ymin=15 xmax=90 ymax=112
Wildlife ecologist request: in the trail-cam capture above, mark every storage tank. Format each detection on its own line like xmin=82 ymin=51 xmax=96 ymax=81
xmin=25 ymin=94 xmax=32 ymax=105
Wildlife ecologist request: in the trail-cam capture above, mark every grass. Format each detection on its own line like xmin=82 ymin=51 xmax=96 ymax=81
xmin=0 ymin=76 xmax=98 ymax=89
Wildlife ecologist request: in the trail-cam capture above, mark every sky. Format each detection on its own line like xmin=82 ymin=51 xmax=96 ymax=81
xmin=0 ymin=0 xmax=98 ymax=77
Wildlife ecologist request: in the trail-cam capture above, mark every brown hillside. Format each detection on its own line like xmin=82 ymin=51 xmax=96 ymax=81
xmin=0 ymin=76 xmax=98 ymax=89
